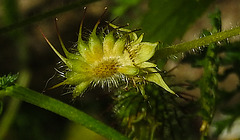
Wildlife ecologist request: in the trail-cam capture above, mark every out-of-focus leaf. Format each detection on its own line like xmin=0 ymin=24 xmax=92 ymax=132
xmin=141 ymin=0 xmax=215 ymax=43
xmin=2 ymin=0 xmax=19 ymax=25
xmin=213 ymin=103 xmax=240 ymax=137
xmin=0 ymin=0 xmax=99 ymax=34
xmin=214 ymin=117 xmax=234 ymax=137
xmin=111 ymin=0 xmax=142 ymax=17
xmin=209 ymin=9 xmax=222 ymax=33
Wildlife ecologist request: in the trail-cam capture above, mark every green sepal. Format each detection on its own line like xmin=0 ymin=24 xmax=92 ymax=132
xmin=72 ymin=81 xmax=91 ymax=98
xmin=66 ymin=59 xmax=90 ymax=73
xmin=145 ymin=68 xmax=175 ymax=94
xmin=89 ymin=33 xmax=103 ymax=58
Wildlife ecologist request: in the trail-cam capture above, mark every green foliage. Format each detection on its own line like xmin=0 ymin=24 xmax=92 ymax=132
xmin=2 ymin=0 xmax=19 ymax=25
xmin=214 ymin=103 xmax=240 ymax=137
xmin=141 ymin=0 xmax=215 ymax=43
xmin=111 ymin=0 xmax=142 ymax=17
xmin=113 ymin=7 xmax=240 ymax=139
xmin=0 ymin=0 xmax=99 ymax=33
xmin=181 ymin=9 xmax=240 ymax=139
xmin=1 ymin=0 xmax=240 ymax=140
xmin=0 ymin=74 xmax=18 ymax=90
xmin=212 ymin=41 xmax=240 ymax=138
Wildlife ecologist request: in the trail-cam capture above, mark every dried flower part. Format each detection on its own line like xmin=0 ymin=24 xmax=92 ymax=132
xmin=42 ymin=9 xmax=174 ymax=98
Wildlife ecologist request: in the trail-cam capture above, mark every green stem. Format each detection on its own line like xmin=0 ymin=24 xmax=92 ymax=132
xmin=159 ymin=26 xmax=240 ymax=57
xmin=0 ymin=0 xmax=99 ymax=34
xmin=0 ymin=85 xmax=129 ymax=140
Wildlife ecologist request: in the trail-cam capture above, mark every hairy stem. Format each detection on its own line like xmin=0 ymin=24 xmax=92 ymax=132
xmin=159 ymin=26 xmax=240 ymax=57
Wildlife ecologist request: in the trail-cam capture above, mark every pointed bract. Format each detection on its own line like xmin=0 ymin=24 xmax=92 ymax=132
xmin=145 ymin=68 xmax=175 ymax=94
